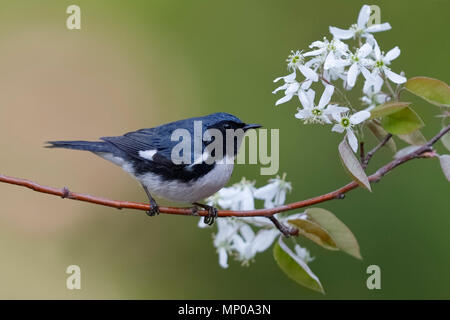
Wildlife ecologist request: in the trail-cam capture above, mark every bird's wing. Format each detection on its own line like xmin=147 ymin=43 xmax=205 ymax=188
xmin=101 ymin=130 xmax=180 ymax=167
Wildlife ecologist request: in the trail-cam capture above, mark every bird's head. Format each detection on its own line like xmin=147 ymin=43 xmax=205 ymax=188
xmin=198 ymin=113 xmax=261 ymax=159
xmin=202 ymin=112 xmax=262 ymax=134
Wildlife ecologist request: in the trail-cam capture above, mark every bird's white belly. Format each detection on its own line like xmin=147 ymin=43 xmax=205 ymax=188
xmin=138 ymin=162 xmax=234 ymax=203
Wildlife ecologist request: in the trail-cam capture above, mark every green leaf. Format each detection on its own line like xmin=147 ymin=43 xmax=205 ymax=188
xmin=397 ymin=130 xmax=427 ymax=146
xmin=273 ymin=238 xmax=324 ymax=294
xmin=338 ymin=138 xmax=371 ymax=191
xmin=288 ymin=218 xmax=338 ymax=251
xmin=381 ymin=107 xmax=424 ymax=135
xmin=441 ymin=130 xmax=450 ymax=151
xmin=306 ymin=208 xmax=362 ymax=260
xmin=369 ymin=102 xmax=411 ymax=119
xmin=405 ymin=76 xmax=450 ymax=107
xmin=366 ymin=120 xmax=397 ymax=152
xmin=439 ymin=155 xmax=450 ymax=182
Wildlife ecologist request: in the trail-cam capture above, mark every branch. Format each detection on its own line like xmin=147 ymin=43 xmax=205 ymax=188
xmin=268 ymin=216 xmax=299 ymax=237
xmin=0 ymin=125 xmax=449 ymax=218
xmin=362 ymin=133 xmax=393 ymax=169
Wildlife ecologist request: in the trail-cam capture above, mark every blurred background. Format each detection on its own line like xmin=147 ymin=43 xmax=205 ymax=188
xmin=0 ymin=0 xmax=448 ymax=299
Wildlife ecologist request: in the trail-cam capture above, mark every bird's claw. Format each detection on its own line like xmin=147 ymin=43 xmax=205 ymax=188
xmin=193 ymin=202 xmax=218 ymax=225
xmin=146 ymin=202 xmax=159 ymax=217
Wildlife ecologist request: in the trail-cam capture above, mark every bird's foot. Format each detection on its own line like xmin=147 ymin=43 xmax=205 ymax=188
xmin=193 ymin=202 xmax=218 ymax=225
xmin=146 ymin=199 xmax=160 ymax=217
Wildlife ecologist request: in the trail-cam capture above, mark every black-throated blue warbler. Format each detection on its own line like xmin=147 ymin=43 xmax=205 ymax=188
xmin=47 ymin=112 xmax=261 ymax=224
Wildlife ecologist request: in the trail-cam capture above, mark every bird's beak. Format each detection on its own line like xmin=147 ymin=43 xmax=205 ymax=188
xmin=243 ymin=123 xmax=262 ymax=131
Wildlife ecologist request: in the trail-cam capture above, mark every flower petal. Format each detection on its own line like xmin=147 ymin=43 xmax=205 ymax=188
xmin=347 ymin=129 xmax=359 ymax=153
xmin=365 ymin=22 xmax=391 ymax=33
xmin=275 ymin=94 xmax=293 ymax=106
xmin=301 ymin=80 xmax=312 ymax=90
xmin=272 ymin=83 xmax=288 ymax=94
xmin=329 ymin=26 xmax=354 ymax=40
xmin=358 ymin=43 xmax=372 ymax=58
xmin=274 ymin=71 xmax=296 ymax=83
xmin=252 ymin=229 xmax=279 ymax=253
xmin=318 ymin=84 xmax=334 ymax=108
xmin=303 ymin=48 xmax=325 ymax=57
xmin=325 ymin=104 xmax=349 ymax=115
xmin=306 ymin=89 xmax=316 ymax=106
xmin=347 ymin=63 xmax=359 ymax=87
xmin=384 ymin=69 xmax=406 ymax=84
xmin=240 ymin=224 xmax=255 ymax=242
xmin=298 ymin=90 xmax=312 ymax=109
xmin=373 ymin=43 xmax=382 ymax=60
xmin=384 ymin=46 xmax=401 ymax=63
xmin=218 ymin=248 xmax=229 ymax=268
xmin=324 ymin=52 xmax=337 ymax=70
xmin=295 ymin=108 xmax=312 ymax=119
xmin=357 ymin=5 xmax=371 ymax=28
xmin=298 ymin=64 xmax=319 ymax=82
xmin=285 ymin=82 xmax=300 ymax=95
xmin=350 ymin=110 xmax=371 ymax=124
xmin=332 ymin=123 xmax=345 ymax=133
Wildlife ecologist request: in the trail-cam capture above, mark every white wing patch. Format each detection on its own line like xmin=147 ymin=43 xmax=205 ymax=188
xmin=139 ymin=149 xmax=157 ymax=161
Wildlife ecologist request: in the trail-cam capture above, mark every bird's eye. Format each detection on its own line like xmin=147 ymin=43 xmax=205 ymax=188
xmin=223 ymin=123 xmax=231 ymax=129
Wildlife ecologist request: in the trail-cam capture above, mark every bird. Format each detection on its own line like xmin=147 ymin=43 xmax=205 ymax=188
xmin=46 ymin=112 xmax=261 ymax=224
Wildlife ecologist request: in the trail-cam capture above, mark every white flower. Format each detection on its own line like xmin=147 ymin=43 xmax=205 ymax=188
xmin=273 ymin=71 xmax=312 ymax=106
xmin=344 ymin=43 xmax=373 ymax=87
xmin=304 ymin=38 xmax=349 ymax=74
xmin=286 ymin=50 xmax=304 ymax=71
xmin=361 ymin=83 xmax=390 ymax=111
xmin=231 ymin=225 xmax=279 ymax=265
xmin=295 ymin=85 xmax=349 ymax=124
xmin=363 ymin=69 xmax=384 ymax=94
xmin=332 ymin=110 xmax=371 ymax=152
xmin=305 ymin=38 xmax=348 ymax=60
xmin=371 ymin=43 xmax=406 ymax=84
xmin=330 ymin=5 xmax=391 ymax=40
xmin=294 ymin=244 xmax=315 ymax=263
xmin=207 ymin=178 xmax=255 ymax=211
xmin=213 ymin=219 xmax=241 ymax=268
xmin=254 ymin=175 xmax=292 ymax=209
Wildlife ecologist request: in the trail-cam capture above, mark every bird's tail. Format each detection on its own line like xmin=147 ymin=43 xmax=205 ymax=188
xmin=46 ymin=140 xmax=111 ymax=153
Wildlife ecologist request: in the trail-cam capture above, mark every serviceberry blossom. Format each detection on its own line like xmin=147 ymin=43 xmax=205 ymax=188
xmin=303 ymin=38 xmax=349 ymax=84
xmin=286 ymin=50 xmax=304 ymax=71
xmin=329 ymin=4 xmax=391 ymax=41
xmin=284 ymin=50 xmax=319 ymax=82
xmin=344 ymin=43 xmax=373 ymax=88
xmin=295 ymin=85 xmax=349 ymax=124
xmin=361 ymin=84 xmax=390 ymax=111
xmin=331 ymin=111 xmax=371 ymax=152
xmin=293 ymin=244 xmax=315 ymax=263
xmin=231 ymin=225 xmax=279 ymax=266
xmin=254 ymin=174 xmax=292 ymax=209
xmin=304 ymin=38 xmax=349 ymax=70
xmin=213 ymin=219 xmax=240 ymax=268
xmin=200 ymin=176 xmax=310 ymax=269
xmin=206 ymin=178 xmax=255 ymax=211
xmin=273 ymin=71 xmax=312 ymax=106
xmin=371 ymin=43 xmax=406 ymax=84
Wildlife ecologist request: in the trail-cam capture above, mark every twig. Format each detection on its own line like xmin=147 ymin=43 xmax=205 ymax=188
xmin=0 ymin=125 xmax=448 ymax=218
xmin=362 ymin=134 xmax=393 ymax=169
xmin=268 ymin=216 xmax=299 ymax=237
xmin=360 ymin=141 xmax=365 ymax=163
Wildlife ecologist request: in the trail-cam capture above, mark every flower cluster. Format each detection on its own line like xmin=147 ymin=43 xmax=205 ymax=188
xmin=199 ymin=176 xmax=313 ymax=268
xmin=273 ymin=4 xmax=405 ymax=152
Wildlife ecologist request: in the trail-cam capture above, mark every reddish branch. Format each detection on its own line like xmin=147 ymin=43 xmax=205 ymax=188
xmin=0 ymin=125 xmax=449 ymax=222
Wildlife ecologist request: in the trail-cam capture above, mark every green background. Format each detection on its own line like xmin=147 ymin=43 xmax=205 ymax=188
xmin=0 ymin=0 xmax=448 ymax=299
